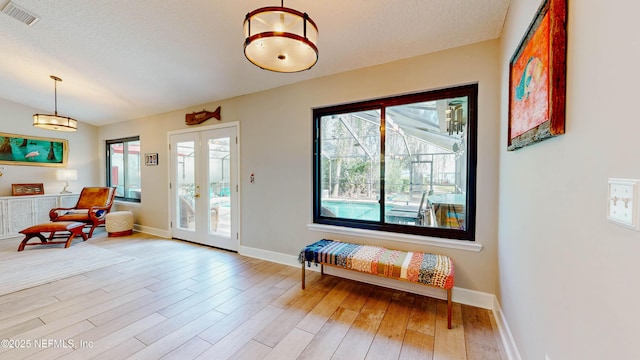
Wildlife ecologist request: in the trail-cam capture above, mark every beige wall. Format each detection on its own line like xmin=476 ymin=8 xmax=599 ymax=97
xmin=3 ymin=1 xmax=638 ymax=355
xmin=0 ymin=98 xmax=99 ymax=196
xmin=498 ymin=0 xmax=640 ymax=359
xmin=99 ymin=39 xmax=501 ymax=294
xmin=98 ymin=114 xmax=174 ymax=229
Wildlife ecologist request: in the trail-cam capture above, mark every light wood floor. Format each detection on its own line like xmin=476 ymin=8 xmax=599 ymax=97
xmin=0 ymin=231 xmax=506 ymax=360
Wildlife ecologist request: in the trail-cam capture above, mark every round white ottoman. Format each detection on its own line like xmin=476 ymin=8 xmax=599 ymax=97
xmin=105 ymin=211 xmax=134 ymax=237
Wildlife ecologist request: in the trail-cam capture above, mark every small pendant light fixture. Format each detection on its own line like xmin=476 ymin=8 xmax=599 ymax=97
xmin=33 ymin=75 xmax=77 ymax=132
xmin=243 ymin=0 xmax=318 ymax=73
xmin=445 ymin=102 xmax=465 ymax=136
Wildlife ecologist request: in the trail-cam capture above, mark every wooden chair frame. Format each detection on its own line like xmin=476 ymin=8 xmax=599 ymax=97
xmin=49 ymin=187 xmax=116 ymax=238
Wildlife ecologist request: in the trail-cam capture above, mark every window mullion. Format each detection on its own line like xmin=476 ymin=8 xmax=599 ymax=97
xmin=379 ymin=106 xmax=386 ymax=224
xmin=122 ymin=143 xmax=129 ymax=198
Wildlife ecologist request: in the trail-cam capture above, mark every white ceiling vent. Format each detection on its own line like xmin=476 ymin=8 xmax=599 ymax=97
xmin=2 ymin=1 xmax=40 ymax=26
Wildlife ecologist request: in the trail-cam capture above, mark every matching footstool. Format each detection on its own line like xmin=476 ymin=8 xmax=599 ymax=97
xmin=18 ymin=221 xmax=87 ymax=251
xmin=105 ymin=210 xmax=134 ymax=237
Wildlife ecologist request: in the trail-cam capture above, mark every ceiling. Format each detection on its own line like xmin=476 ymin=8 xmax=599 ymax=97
xmin=0 ymin=0 xmax=509 ymax=127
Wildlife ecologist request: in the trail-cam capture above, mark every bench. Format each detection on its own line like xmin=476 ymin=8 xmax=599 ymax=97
xmin=17 ymin=221 xmax=87 ymax=251
xmin=299 ymin=239 xmax=455 ymax=329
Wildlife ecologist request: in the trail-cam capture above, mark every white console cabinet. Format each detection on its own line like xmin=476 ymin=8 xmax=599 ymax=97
xmin=0 ymin=194 xmax=80 ymax=239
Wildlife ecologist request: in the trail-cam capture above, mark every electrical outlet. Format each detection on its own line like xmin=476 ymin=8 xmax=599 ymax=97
xmin=608 ymin=178 xmax=640 ymax=230
xmin=545 ymin=355 xmax=551 ymax=360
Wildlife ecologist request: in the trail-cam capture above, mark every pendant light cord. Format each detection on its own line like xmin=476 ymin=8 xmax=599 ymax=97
xmin=53 ymin=78 xmax=58 ymax=116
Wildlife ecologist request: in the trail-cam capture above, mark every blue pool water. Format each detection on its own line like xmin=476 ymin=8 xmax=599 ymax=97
xmin=322 ymin=200 xmax=387 ymax=221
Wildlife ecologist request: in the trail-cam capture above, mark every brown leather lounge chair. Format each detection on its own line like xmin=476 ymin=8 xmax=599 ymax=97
xmin=49 ymin=187 xmax=116 ymax=238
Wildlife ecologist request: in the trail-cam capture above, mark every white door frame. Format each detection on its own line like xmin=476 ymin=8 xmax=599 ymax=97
xmin=167 ymin=121 xmax=240 ymax=249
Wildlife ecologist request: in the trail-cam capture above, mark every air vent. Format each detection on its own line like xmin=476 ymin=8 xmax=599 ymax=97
xmin=2 ymin=1 xmax=40 ymax=26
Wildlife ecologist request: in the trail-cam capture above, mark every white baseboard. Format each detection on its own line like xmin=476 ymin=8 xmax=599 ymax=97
xmin=133 ymin=224 xmax=170 ymax=238
xmin=492 ymin=296 xmax=522 ymax=360
xmin=239 ymin=244 xmax=520 ymax=359
xmin=238 ymin=245 xmax=299 ymax=266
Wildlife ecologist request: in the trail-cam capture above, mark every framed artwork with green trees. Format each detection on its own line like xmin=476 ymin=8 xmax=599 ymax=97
xmin=0 ymin=132 xmax=68 ymax=167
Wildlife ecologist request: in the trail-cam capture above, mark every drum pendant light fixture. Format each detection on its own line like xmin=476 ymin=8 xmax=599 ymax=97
xmin=244 ymin=1 xmax=318 ymax=73
xmin=33 ymin=75 xmax=77 ymax=132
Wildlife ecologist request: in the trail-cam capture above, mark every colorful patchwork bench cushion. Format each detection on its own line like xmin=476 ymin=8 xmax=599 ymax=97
xmin=299 ymin=239 xmax=454 ymax=290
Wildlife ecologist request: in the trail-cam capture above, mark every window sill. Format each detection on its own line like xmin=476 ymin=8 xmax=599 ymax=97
xmin=114 ymin=200 xmax=141 ymax=208
xmin=306 ymin=223 xmax=483 ymax=252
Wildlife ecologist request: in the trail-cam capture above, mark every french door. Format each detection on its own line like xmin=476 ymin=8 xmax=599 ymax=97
xmin=169 ymin=124 xmax=238 ymax=251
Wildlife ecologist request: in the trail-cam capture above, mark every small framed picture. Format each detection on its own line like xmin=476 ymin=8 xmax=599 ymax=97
xmin=12 ymin=183 xmax=45 ymax=196
xmin=145 ymin=153 xmax=158 ymax=166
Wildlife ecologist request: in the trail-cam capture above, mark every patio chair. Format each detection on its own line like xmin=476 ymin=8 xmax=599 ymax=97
xmin=179 ymin=195 xmax=195 ymax=228
xmin=49 ymin=187 xmax=116 ymax=238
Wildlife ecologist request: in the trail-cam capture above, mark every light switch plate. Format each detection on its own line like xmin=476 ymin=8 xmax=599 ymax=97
xmin=608 ymin=178 xmax=640 ymax=230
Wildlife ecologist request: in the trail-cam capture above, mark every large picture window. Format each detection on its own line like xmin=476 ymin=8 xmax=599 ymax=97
xmin=313 ymin=84 xmax=477 ymax=240
xmin=106 ymin=136 xmax=141 ymax=203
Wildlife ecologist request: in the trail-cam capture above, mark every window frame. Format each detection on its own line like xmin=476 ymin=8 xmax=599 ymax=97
xmin=312 ymin=84 xmax=478 ymax=241
xmin=106 ymin=136 xmax=141 ymax=203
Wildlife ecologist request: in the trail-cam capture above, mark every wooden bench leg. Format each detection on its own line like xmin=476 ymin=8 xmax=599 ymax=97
xmin=17 ymin=233 xmax=47 ymax=252
xmin=301 ymin=263 xmax=326 ymax=290
xmin=447 ymin=288 xmax=452 ymax=329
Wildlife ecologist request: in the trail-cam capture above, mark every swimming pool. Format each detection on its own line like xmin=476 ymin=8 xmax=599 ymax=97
xmin=321 ymin=200 xmax=388 ymax=221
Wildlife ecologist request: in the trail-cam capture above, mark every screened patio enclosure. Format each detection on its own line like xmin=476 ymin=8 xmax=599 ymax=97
xmin=318 ymin=96 xmax=469 ymax=231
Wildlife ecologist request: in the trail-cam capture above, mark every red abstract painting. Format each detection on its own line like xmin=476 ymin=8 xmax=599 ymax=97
xmin=509 ymin=13 xmax=550 ymax=138
xmin=507 ymin=0 xmax=566 ymax=151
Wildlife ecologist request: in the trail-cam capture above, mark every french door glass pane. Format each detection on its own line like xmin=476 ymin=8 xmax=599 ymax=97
xmin=208 ymin=137 xmax=230 ymax=235
xmin=176 ymin=140 xmax=195 ymax=230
